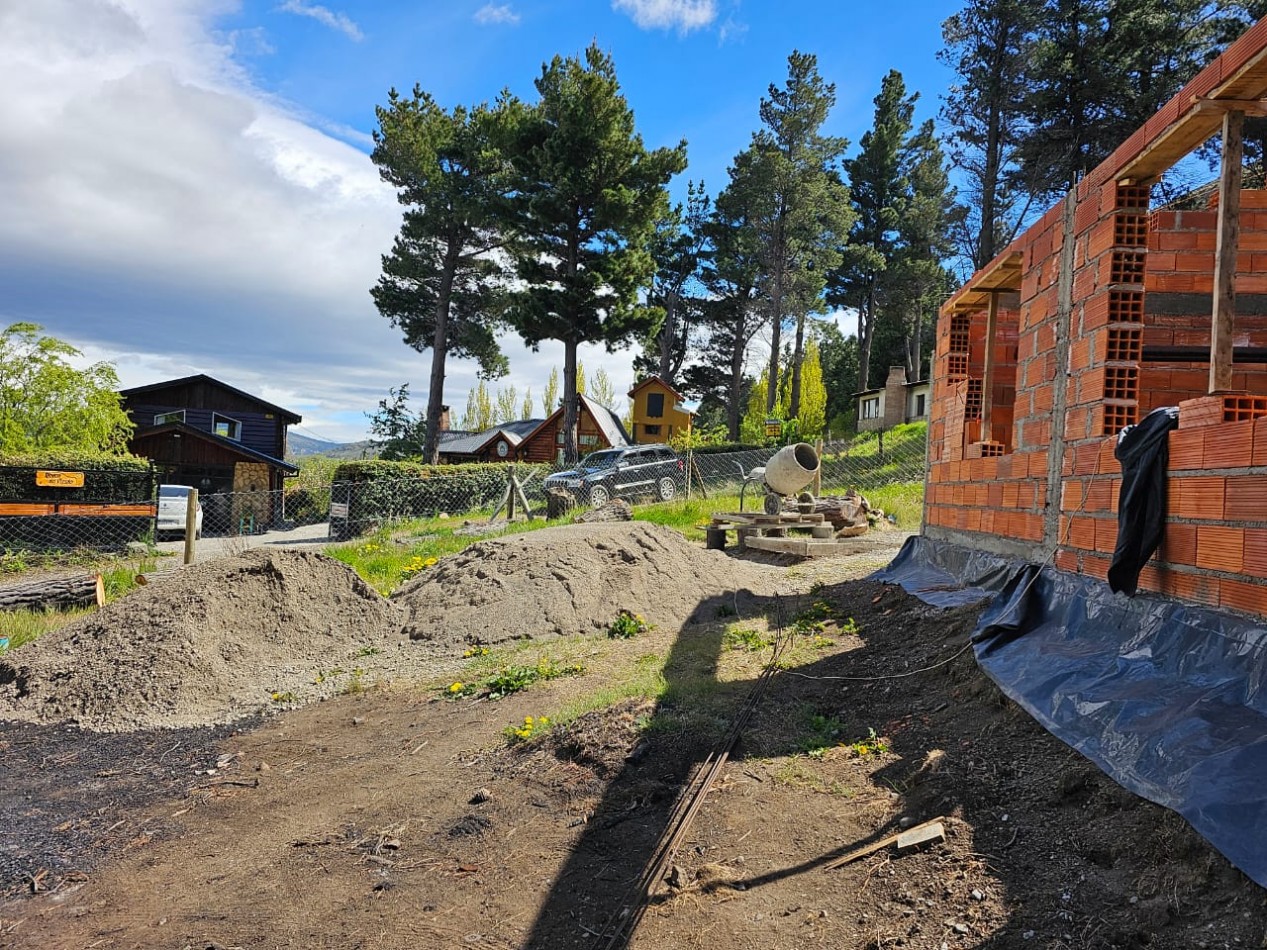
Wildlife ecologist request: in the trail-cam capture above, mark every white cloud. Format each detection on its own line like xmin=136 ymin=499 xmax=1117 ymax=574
xmin=0 ymin=0 xmax=640 ymax=443
xmin=277 ymin=0 xmax=363 ymax=41
xmin=611 ymin=0 xmax=717 ymax=33
xmin=473 ymin=4 xmax=520 ymax=26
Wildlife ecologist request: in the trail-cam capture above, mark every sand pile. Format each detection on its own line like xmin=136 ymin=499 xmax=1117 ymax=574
xmin=0 ymin=549 xmax=401 ymax=731
xmin=391 ymin=522 xmax=773 ymax=646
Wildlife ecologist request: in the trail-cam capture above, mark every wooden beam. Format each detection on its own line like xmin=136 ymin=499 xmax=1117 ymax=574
xmin=980 ymin=291 xmax=1000 ymax=441
xmin=1211 ymin=109 xmax=1244 ymax=394
xmin=1193 ymin=97 xmax=1267 ymax=117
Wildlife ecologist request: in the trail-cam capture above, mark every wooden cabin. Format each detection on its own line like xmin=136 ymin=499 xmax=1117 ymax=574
xmin=517 ymin=394 xmax=630 ymax=463
xmin=121 ymin=375 xmax=301 ymax=529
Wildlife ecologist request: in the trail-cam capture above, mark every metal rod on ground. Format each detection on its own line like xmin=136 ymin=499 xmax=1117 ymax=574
xmin=183 ymin=488 xmax=198 ymax=565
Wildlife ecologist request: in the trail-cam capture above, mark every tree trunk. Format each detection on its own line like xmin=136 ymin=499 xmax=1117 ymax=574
xmin=422 ymin=251 xmax=459 ymax=465
xmin=658 ymin=293 xmax=676 ymax=381
xmin=728 ymin=324 xmax=746 ymax=441
xmin=562 ymin=338 xmax=579 ymax=465
xmin=858 ymin=284 xmax=877 ymax=393
xmin=766 ymin=283 xmax=783 ymax=414
xmin=789 ymin=310 xmax=806 ymax=419
xmin=0 ymin=573 xmax=104 ymax=612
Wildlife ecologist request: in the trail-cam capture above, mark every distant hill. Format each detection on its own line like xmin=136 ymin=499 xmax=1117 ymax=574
xmin=287 ymin=432 xmax=378 ymax=460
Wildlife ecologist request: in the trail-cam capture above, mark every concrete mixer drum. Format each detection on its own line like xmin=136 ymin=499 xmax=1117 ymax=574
xmin=757 ymin=442 xmax=821 ymax=515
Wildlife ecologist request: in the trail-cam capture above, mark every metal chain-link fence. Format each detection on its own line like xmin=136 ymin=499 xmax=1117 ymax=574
xmin=0 ymin=432 xmax=927 ymax=552
xmin=0 ymin=464 xmax=158 ymax=554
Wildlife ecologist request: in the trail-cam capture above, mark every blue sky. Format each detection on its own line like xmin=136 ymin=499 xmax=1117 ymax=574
xmin=0 ymin=0 xmax=961 ymax=442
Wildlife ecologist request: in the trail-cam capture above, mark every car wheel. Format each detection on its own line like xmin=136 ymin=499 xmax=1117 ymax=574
xmin=588 ymin=484 xmax=610 ymax=507
xmin=656 ymin=475 xmax=676 ymax=501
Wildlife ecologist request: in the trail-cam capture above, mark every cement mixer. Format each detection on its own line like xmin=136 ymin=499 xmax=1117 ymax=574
xmin=740 ymin=442 xmax=821 ymax=515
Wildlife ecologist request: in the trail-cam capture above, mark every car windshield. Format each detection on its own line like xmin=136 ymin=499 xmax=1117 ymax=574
xmin=579 ymin=450 xmax=620 ymax=470
xmin=159 ymin=485 xmax=191 ymax=498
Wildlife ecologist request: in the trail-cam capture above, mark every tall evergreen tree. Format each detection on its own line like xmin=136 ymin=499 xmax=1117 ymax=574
xmin=371 ymin=88 xmax=515 ymax=464
xmin=831 ymin=70 xmax=917 ymax=394
xmin=695 ymin=163 xmax=768 ymax=440
xmin=503 ymin=44 xmax=687 ymax=464
xmin=637 ymin=182 xmax=710 ymax=385
xmin=938 ymin=0 xmax=1035 ymax=270
xmin=748 ymin=52 xmax=853 ymax=418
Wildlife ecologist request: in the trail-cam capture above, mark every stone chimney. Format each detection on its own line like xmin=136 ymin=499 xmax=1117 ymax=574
xmin=439 ymin=405 xmax=451 ymax=431
xmin=883 ymin=366 xmax=906 ymax=429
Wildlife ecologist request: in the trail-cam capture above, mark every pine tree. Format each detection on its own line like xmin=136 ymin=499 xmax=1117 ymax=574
xmin=503 ymin=45 xmax=687 ymax=464
xmin=831 ymin=70 xmax=917 ymax=393
xmin=371 ymin=88 xmax=515 ymax=463
xmin=748 ymin=53 xmax=853 ymax=418
xmin=938 ymin=0 xmax=1035 ymax=269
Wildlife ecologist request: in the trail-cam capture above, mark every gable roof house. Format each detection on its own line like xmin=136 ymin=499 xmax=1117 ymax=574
xmin=121 ymin=376 xmax=301 ymax=529
xmin=437 ymin=419 xmax=546 ymax=464
xmin=855 ymin=366 xmax=933 ymax=432
xmin=627 ymin=375 xmax=693 ymax=444
xmin=516 ymin=394 xmax=630 ymax=463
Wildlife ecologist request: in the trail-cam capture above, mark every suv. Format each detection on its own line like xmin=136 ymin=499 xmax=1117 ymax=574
xmin=544 ymin=444 xmax=683 ymax=506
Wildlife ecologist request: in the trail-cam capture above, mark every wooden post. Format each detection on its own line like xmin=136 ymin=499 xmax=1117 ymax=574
xmin=506 ymin=464 xmax=516 ymax=521
xmin=1211 ymin=109 xmax=1244 ymax=394
xmin=980 ymin=290 xmax=1000 ymax=440
xmin=813 ymin=438 xmax=823 ymax=498
xmin=685 ymin=449 xmax=693 ymax=500
xmin=183 ymin=488 xmax=198 ymax=566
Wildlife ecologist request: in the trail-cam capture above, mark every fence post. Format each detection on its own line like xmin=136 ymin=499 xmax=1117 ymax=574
xmin=686 ymin=448 xmax=693 ymax=501
xmin=183 ymin=488 xmax=199 ymax=565
xmin=506 ymin=464 xmax=516 ymax=520
xmin=813 ymin=438 xmax=823 ymax=498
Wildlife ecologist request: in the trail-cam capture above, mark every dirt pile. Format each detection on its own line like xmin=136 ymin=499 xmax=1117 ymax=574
xmin=0 ymin=549 xmax=401 ymax=731
xmin=392 ymin=522 xmax=773 ymax=646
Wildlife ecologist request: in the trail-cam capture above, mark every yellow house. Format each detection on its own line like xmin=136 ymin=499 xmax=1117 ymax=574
xmin=627 ymin=375 xmax=693 ymax=444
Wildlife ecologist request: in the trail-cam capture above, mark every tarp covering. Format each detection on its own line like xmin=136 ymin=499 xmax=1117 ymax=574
xmin=877 ymin=535 xmax=1267 ymax=888
xmin=872 ymin=534 xmax=1019 ymax=607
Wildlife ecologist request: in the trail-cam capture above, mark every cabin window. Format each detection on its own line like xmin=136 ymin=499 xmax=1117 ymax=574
xmin=212 ymin=412 xmax=242 ymax=441
xmin=155 ymin=410 xmax=185 ymax=425
xmin=647 ymin=392 xmax=665 ymax=418
xmin=861 ymin=397 xmax=880 ymax=420
xmin=580 ymin=434 xmax=598 ymax=446
xmin=645 ymin=424 xmax=661 ymax=435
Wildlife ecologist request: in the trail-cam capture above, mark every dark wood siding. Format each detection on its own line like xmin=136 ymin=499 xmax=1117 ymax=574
xmin=518 ymin=408 xmax=614 ymax=462
xmin=127 ymin=404 xmax=282 ymax=458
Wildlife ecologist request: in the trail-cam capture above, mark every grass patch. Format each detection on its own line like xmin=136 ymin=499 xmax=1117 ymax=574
xmin=866 ymin=481 xmax=925 ymax=529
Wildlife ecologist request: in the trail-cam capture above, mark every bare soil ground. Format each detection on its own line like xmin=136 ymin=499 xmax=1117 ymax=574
xmin=2 ymin=527 xmax=1265 ymax=949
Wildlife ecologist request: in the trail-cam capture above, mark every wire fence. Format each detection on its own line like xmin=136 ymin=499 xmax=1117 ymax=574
xmin=327 ymin=432 xmax=927 ymax=538
xmin=0 ymin=432 xmax=927 ymax=553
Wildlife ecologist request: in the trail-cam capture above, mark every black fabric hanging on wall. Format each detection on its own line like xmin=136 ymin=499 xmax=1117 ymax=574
xmin=1107 ymin=407 xmax=1180 ymax=595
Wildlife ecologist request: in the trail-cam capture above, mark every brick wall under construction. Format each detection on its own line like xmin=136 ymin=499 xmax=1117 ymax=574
xmin=928 ymin=186 xmax=1267 ymax=616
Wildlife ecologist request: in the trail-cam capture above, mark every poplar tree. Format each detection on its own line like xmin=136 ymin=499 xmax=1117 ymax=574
xmin=503 ymin=44 xmax=687 ymax=464
xmin=371 ymin=88 xmax=515 ymax=464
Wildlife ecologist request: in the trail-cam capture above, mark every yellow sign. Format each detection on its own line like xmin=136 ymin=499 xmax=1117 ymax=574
xmin=35 ymin=470 xmax=85 ymax=488
xmin=764 ymin=419 xmax=782 ymax=437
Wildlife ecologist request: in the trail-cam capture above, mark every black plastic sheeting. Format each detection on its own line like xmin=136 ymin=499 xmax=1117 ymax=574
xmin=872 ymin=534 xmax=1019 ymax=607
xmin=876 ymin=535 xmax=1267 ymax=889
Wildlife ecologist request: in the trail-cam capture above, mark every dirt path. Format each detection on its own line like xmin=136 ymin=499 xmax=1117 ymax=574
xmin=2 ymin=532 xmax=1265 ymax=949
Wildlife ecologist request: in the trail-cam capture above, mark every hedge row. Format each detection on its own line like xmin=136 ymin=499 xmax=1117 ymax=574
xmin=0 ymin=452 xmax=154 ymax=504
xmin=330 ymin=460 xmax=549 ymax=538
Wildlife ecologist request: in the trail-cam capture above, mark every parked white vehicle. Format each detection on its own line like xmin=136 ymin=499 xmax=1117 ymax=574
xmin=157 ymin=484 xmax=203 ymax=539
